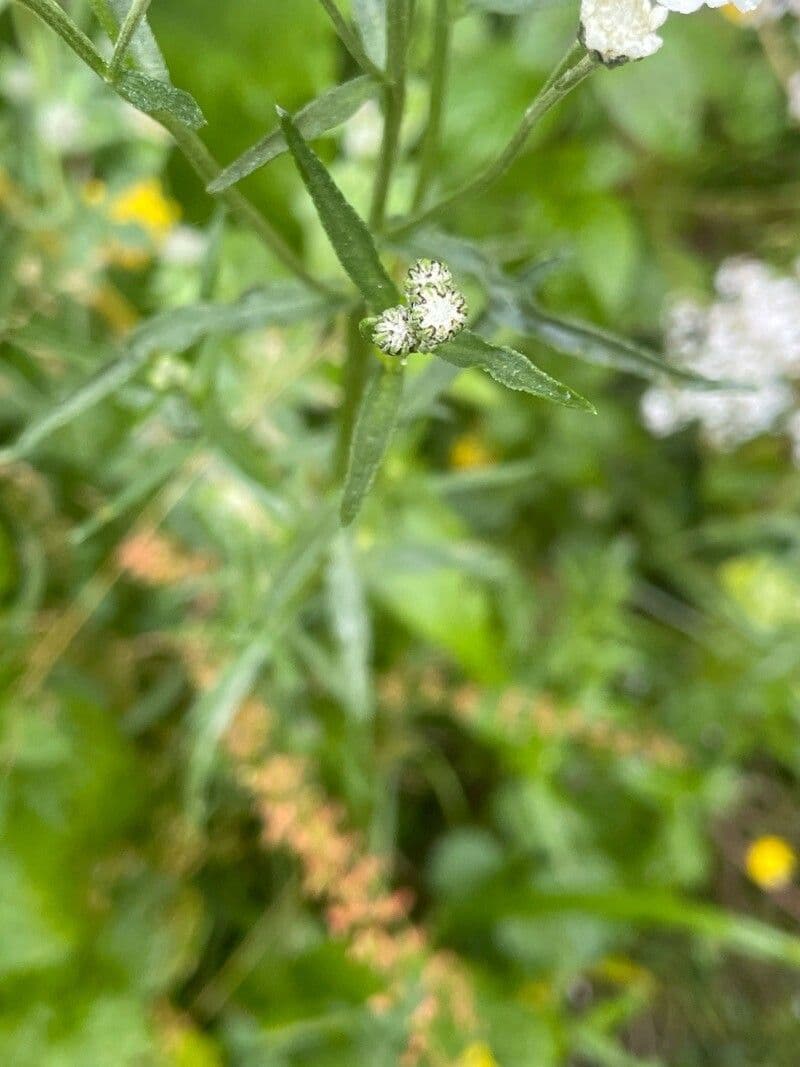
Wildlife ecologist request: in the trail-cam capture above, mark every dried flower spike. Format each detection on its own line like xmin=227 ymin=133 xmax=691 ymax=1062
xmin=404 ymin=258 xmax=453 ymax=298
xmin=372 ymin=305 xmax=415 ymax=356
xmin=410 ymin=283 xmax=468 ymax=352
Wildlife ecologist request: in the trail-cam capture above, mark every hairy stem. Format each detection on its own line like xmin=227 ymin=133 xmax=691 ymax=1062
xmin=369 ymin=0 xmax=410 ymax=230
xmin=390 ymin=48 xmax=599 ymax=238
xmin=411 ymin=0 xmax=450 ymax=211
xmin=108 ymin=0 xmax=153 ymax=80
xmin=16 ymin=0 xmax=109 ymax=77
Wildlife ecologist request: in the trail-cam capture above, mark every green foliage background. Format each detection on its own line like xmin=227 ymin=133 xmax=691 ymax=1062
xmin=1 ymin=1 xmax=800 ymax=1064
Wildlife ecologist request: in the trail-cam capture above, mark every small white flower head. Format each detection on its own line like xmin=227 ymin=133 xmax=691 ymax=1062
xmin=404 ymin=258 xmax=453 ymax=298
xmin=580 ymin=0 xmax=668 ymax=65
xmin=409 ymin=283 xmax=468 ymax=352
xmin=372 ymin=305 xmax=415 ymax=357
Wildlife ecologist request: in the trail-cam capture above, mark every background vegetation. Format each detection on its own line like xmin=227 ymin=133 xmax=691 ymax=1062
xmin=2 ymin=1 xmax=800 ymax=1064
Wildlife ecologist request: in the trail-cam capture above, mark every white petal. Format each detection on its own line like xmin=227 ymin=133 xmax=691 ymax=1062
xmin=657 ymin=0 xmax=704 ymax=10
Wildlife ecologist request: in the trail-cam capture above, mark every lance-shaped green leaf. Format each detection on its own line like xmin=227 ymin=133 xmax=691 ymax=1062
xmin=499 ymin=302 xmax=717 ymax=386
xmin=278 ymin=107 xmax=400 ymax=312
xmin=437 ymin=330 xmax=595 ymax=411
xmin=0 ymin=284 xmax=334 ymax=462
xmin=115 ymin=70 xmax=206 ymax=129
xmin=210 ymin=77 xmax=379 ymax=194
xmin=341 ymin=364 xmax=405 ymax=525
xmin=92 ymin=0 xmax=170 ymax=80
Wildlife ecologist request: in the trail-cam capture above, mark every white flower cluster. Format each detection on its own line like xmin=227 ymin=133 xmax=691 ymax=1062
xmin=372 ymin=260 xmax=468 ymax=358
xmin=641 ymin=257 xmax=800 ymax=452
xmin=580 ymin=0 xmax=762 ymax=65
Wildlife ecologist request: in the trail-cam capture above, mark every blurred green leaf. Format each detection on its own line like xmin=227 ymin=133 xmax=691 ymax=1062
xmin=1 ymin=284 xmax=333 ymax=462
xmin=508 ymin=305 xmax=717 ymax=385
xmin=326 ymin=531 xmax=373 ymax=719
xmin=210 ymin=76 xmax=379 ymax=193
xmin=341 ymin=364 xmax=404 ymax=525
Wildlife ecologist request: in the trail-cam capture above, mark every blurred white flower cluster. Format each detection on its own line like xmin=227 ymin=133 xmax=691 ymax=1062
xmin=641 ymin=258 xmax=800 ymax=454
xmin=581 ymin=0 xmax=762 ymax=64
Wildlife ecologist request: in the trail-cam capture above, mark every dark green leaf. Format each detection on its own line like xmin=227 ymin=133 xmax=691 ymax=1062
xmin=341 ymin=365 xmax=405 ymax=525
xmin=278 ymin=107 xmax=400 ymax=312
xmin=438 ymin=330 xmax=595 ymax=411
xmin=209 ymin=76 xmax=379 ymax=193
xmin=115 ymin=70 xmax=206 ymax=129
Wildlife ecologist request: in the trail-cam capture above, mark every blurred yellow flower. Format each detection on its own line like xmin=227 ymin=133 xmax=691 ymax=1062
xmin=720 ymin=3 xmax=754 ymax=23
xmin=745 ymin=835 xmax=797 ymax=891
xmin=594 ymin=954 xmax=654 ymax=990
xmin=459 ymin=1042 xmax=499 ymax=1067
xmin=109 ymin=178 xmax=181 ymax=239
xmin=449 ymin=434 xmax=494 ymax=471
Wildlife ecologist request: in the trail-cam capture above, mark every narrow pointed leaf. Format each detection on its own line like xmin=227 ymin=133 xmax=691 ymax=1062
xmin=278 ymin=107 xmax=400 ymax=312
xmin=341 ymin=365 xmax=404 ymax=525
xmin=210 ymin=77 xmax=379 ymax=193
xmin=115 ymin=70 xmax=206 ymax=129
xmin=437 ymin=330 xmax=594 ymax=411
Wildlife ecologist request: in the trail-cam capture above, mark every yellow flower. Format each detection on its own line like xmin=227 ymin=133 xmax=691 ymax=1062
xmin=108 ymin=178 xmax=180 ymax=240
xmin=449 ymin=434 xmax=494 ymax=471
xmin=458 ymin=1043 xmax=499 ymax=1067
xmin=745 ymin=835 xmax=797 ymax=891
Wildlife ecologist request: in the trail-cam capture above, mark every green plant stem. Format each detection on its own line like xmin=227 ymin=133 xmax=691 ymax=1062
xmin=161 ymin=117 xmax=331 ymax=294
xmin=369 ymin=0 xmax=410 ymax=230
xmin=334 ymin=307 xmax=372 ymax=477
xmin=411 ymin=0 xmax=450 ymax=212
xmin=16 ymin=0 xmax=109 ymax=77
xmin=15 ymin=0 xmax=333 ymax=294
xmin=108 ymin=0 xmax=153 ymax=80
xmin=389 ymin=48 xmax=599 ymax=238
xmin=316 ymin=0 xmax=388 ymax=82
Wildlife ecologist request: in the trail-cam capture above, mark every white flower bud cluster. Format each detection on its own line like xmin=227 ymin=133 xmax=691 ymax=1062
xmin=372 ymin=259 xmax=468 ymax=358
xmin=580 ymin=0 xmax=762 ymax=66
xmin=641 ymin=257 xmax=800 ymax=453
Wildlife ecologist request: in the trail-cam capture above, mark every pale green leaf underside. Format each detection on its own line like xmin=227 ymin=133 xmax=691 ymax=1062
xmin=352 ymin=0 xmax=387 ymax=67
xmin=278 ymin=107 xmax=400 ymax=312
xmin=115 ymin=70 xmax=206 ymax=129
xmin=209 ymin=76 xmax=378 ymax=193
xmin=341 ymin=365 xmax=405 ymax=525
xmin=437 ymin=330 xmax=595 ymax=411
